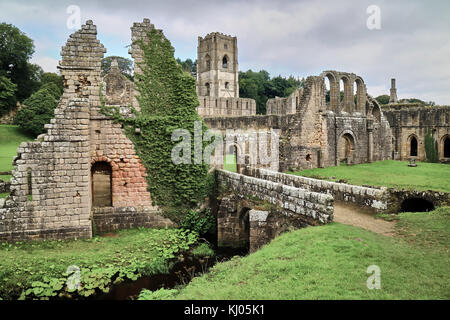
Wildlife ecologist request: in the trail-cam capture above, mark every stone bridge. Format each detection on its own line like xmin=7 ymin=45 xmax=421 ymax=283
xmin=215 ymin=170 xmax=334 ymax=252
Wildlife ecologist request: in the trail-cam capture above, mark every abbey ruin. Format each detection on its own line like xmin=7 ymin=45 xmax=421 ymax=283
xmin=0 ymin=19 xmax=448 ymax=248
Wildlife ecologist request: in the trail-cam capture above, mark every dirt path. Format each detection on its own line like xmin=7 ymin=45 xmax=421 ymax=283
xmin=333 ymin=201 xmax=396 ymax=236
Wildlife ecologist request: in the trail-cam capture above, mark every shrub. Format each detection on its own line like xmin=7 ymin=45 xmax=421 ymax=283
xmin=180 ymin=209 xmax=216 ymax=235
xmin=0 ymin=76 xmax=17 ymax=116
xmin=14 ymin=87 xmax=58 ymax=136
xmin=424 ymin=131 xmax=438 ymax=163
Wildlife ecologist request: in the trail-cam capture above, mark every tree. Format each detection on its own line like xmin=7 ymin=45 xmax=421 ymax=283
xmin=0 ymin=23 xmax=39 ymax=101
xmin=14 ymin=86 xmax=58 ymax=136
xmin=40 ymin=72 xmax=63 ymax=93
xmin=176 ymin=58 xmax=197 ymax=75
xmin=424 ymin=131 xmax=438 ymax=163
xmin=239 ymin=70 xmax=303 ymax=114
xmin=375 ymin=94 xmax=390 ymax=105
xmin=0 ymin=75 xmax=17 ymax=115
xmin=101 ymin=56 xmax=133 ymax=81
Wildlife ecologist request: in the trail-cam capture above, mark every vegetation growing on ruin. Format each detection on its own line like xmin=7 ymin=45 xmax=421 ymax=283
xmin=166 ymin=207 xmax=450 ymax=300
xmin=0 ymin=228 xmax=199 ymax=300
xmin=424 ymin=131 xmax=439 ymax=163
xmin=288 ymin=160 xmax=450 ymax=193
xmin=100 ymin=29 xmax=213 ymax=224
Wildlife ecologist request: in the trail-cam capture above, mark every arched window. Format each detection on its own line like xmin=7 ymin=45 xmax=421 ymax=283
xmin=27 ymin=167 xmax=32 ymax=201
xmin=410 ymin=136 xmax=418 ymax=157
xmin=444 ymin=136 xmax=450 ymax=158
xmin=91 ymin=161 xmax=112 ymax=207
xmin=222 ymin=55 xmax=228 ymax=68
xmin=225 ymin=82 xmax=229 ymax=89
xmin=205 ymin=82 xmax=210 ymax=96
xmin=205 ymin=54 xmax=211 ymax=71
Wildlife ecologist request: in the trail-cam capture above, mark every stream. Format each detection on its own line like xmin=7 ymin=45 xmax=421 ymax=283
xmin=95 ymin=246 xmax=247 ymax=300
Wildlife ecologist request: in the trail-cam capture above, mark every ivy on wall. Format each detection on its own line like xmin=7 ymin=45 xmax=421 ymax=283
xmin=101 ymin=29 xmax=212 ymax=223
xmin=424 ymin=131 xmax=438 ymax=163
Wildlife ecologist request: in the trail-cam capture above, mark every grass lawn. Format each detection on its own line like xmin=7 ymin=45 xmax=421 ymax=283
xmin=288 ymin=160 xmax=450 ymax=193
xmin=0 ymin=228 xmax=198 ymax=300
xmin=0 ymin=125 xmax=34 ymax=181
xmin=223 ymin=154 xmax=237 ymax=173
xmin=169 ymin=207 xmax=450 ymax=300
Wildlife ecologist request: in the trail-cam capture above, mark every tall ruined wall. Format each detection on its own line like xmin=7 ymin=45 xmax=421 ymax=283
xmin=0 ymin=20 xmax=172 ymax=241
xmin=0 ymin=21 xmax=104 ymax=240
xmin=266 ymin=87 xmax=303 ymax=115
xmin=383 ymin=105 xmax=450 ymax=161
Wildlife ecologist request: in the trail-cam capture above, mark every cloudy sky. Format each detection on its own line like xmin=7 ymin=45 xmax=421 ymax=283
xmin=1 ymin=0 xmax=449 ymax=104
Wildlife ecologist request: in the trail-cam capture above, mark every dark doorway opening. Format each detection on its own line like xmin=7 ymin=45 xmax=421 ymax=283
xmin=410 ymin=136 xmax=418 ymax=157
xmin=400 ymin=198 xmax=434 ymax=212
xmin=91 ymin=161 xmax=112 ymax=207
xmin=239 ymin=207 xmax=251 ymax=253
xmin=444 ymin=137 xmax=450 ymax=158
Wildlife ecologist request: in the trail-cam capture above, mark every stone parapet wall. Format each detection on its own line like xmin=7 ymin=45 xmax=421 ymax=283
xmin=215 ymin=169 xmax=333 ymax=251
xmin=197 ymin=96 xmax=256 ymax=116
xmin=244 ymin=167 xmax=388 ymax=211
xmin=92 ymin=207 xmax=173 ymax=234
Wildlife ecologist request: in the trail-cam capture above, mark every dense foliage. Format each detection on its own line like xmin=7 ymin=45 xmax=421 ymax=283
xmin=14 ymin=83 xmax=61 ymax=136
xmin=176 ymin=58 xmax=197 ymax=75
xmin=424 ymin=131 xmax=438 ymax=163
xmin=101 ymin=56 xmax=134 ymax=81
xmin=375 ymin=94 xmax=390 ymax=105
xmin=0 ymin=23 xmax=43 ymax=102
xmin=0 ymin=228 xmax=198 ymax=300
xmin=101 ymin=29 xmax=212 ymax=223
xmin=0 ymin=76 xmax=17 ymax=115
xmin=239 ymin=70 xmax=304 ymax=114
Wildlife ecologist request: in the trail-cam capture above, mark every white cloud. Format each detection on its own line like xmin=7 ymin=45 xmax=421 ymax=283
xmin=31 ymin=56 xmax=59 ymax=73
xmin=1 ymin=0 xmax=449 ymax=104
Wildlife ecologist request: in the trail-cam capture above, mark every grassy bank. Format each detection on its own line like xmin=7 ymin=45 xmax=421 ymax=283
xmin=165 ymin=207 xmax=449 ymax=300
xmin=0 ymin=228 xmax=198 ymax=300
xmin=0 ymin=125 xmax=34 ymax=181
xmin=288 ymin=160 xmax=450 ymax=193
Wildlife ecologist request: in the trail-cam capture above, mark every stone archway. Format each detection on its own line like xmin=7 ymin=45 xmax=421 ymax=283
xmin=91 ymin=161 xmax=112 ymax=207
xmin=409 ymin=135 xmax=418 ymax=157
xmin=442 ymin=135 xmax=450 ymax=158
xmin=338 ymin=133 xmax=355 ymax=164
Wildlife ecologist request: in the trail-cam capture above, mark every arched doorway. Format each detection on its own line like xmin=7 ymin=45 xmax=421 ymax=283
xmin=338 ymin=133 xmax=355 ymax=164
xmin=444 ymin=136 xmax=450 ymax=158
xmin=410 ymin=136 xmax=418 ymax=157
xmin=91 ymin=161 xmax=112 ymax=207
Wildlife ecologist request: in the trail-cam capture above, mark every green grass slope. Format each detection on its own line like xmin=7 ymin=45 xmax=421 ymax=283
xmin=173 ymin=207 xmax=450 ymax=300
xmin=288 ymin=160 xmax=450 ymax=193
xmin=0 ymin=125 xmax=34 ymax=181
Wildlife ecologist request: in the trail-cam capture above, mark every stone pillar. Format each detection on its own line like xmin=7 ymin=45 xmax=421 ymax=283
xmin=367 ymin=119 xmax=374 ymax=162
xmin=389 ymin=78 xmax=398 ymax=104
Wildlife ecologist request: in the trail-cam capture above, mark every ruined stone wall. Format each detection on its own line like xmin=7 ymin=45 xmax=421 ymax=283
xmin=215 ymin=169 xmax=333 ymax=251
xmin=383 ymin=105 xmax=450 ymax=162
xmin=0 ymin=20 xmax=173 ymax=241
xmin=266 ymin=88 xmax=302 ymax=115
xmin=197 ymin=96 xmax=256 ymax=116
xmin=0 ymin=103 xmax=21 ymax=124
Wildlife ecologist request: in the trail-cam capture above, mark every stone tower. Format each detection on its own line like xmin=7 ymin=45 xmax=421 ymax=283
xmin=389 ymin=78 xmax=398 ymax=104
xmin=196 ymin=32 xmax=239 ymax=98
